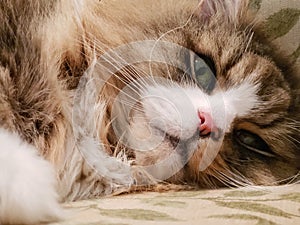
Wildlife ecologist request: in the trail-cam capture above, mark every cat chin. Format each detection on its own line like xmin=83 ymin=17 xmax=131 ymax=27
xmin=132 ymin=129 xmax=205 ymax=182
xmin=0 ymin=128 xmax=64 ymax=224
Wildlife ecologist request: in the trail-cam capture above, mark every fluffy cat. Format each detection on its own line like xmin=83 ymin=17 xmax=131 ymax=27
xmin=0 ymin=0 xmax=299 ymax=224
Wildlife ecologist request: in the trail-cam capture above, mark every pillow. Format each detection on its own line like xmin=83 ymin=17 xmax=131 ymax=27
xmin=254 ymin=0 xmax=300 ymax=69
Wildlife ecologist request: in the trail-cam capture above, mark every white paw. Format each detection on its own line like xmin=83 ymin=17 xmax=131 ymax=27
xmin=0 ymin=128 xmax=64 ymax=224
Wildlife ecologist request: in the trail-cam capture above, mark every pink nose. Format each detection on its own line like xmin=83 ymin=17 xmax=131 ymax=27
xmin=198 ymin=111 xmax=218 ymax=137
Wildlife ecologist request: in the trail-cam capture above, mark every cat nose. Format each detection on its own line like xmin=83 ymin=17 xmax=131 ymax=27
xmin=198 ymin=111 xmax=219 ymax=138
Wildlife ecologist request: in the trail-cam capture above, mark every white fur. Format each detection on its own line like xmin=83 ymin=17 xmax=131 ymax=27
xmin=141 ymin=80 xmax=258 ymax=139
xmin=140 ymin=80 xmax=258 ymax=172
xmin=71 ymin=68 xmax=133 ymax=195
xmin=142 ymin=85 xmax=199 ymax=140
xmin=0 ymin=128 xmax=63 ymax=224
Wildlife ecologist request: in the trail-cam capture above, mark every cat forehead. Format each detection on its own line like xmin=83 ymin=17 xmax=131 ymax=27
xmin=219 ymin=55 xmax=291 ymax=125
xmin=174 ymin=17 xmax=252 ymax=71
xmin=179 ymin=26 xmax=289 ymax=91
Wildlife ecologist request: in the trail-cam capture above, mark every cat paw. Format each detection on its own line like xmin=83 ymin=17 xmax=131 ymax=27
xmin=0 ymin=128 xmax=64 ymax=224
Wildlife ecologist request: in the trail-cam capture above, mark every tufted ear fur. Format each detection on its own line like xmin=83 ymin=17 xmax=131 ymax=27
xmin=196 ymin=0 xmax=249 ymax=24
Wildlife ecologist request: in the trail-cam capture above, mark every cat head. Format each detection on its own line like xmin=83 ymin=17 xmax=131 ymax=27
xmin=82 ymin=0 xmax=300 ymax=187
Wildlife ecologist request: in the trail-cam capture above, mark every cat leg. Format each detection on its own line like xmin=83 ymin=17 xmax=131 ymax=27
xmin=0 ymin=128 xmax=63 ymax=224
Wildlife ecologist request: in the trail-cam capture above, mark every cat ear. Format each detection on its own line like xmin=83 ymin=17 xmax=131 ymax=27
xmin=196 ymin=0 xmax=248 ymax=24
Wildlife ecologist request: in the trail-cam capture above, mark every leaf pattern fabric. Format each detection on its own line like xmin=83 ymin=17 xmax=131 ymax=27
xmin=255 ymin=0 xmax=300 ymax=67
xmin=51 ymin=185 xmax=300 ymax=225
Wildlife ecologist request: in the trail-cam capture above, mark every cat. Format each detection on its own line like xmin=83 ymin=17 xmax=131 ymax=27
xmin=0 ymin=0 xmax=299 ymax=224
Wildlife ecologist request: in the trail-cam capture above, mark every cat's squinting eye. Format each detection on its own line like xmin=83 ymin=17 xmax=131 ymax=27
xmin=188 ymin=53 xmax=216 ymax=92
xmin=235 ymin=130 xmax=275 ymax=157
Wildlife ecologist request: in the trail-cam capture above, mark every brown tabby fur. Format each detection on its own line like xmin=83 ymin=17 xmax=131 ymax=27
xmin=0 ymin=0 xmax=299 ymax=202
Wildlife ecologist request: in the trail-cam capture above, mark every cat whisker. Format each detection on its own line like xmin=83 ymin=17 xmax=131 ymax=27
xmin=77 ymin=35 xmax=153 ymax=92
xmin=244 ymin=31 xmax=254 ymax=53
xmin=227 ymin=168 xmax=254 ymax=186
xmin=199 ymin=173 xmax=220 ymax=189
xmin=88 ymin=74 xmax=144 ymax=104
xmin=211 ymin=172 xmax=236 ymax=188
xmin=213 ymin=170 xmax=245 ymax=188
xmin=283 ymin=124 xmax=300 ymax=132
xmin=90 ymin=39 xmax=153 ymax=85
xmin=113 ymin=102 xmax=145 ymax=115
xmin=214 ymin=168 xmax=254 ymax=188
xmin=283 ymin=134 xmax=300 ymax=145
xmin=277 ymin=172 xmax=300 ymax=185
xmin=284 ymin=118 xmax=300 ymax=126
xmin=97 ymin=58 xmax=149 ymax=94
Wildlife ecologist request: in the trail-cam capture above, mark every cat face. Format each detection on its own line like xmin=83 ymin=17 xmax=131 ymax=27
xmin=95 ymin=0 xmax=300 ymax=187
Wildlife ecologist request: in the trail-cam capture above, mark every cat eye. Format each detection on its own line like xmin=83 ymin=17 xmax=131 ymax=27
xmin=188 ymin=53 xmax=216 ymax=92
xmin=234 ymin=130 xmax=275 ymax=157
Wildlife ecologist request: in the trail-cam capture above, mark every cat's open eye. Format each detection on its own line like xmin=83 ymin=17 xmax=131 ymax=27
xmin=234 ymin=130 xmax=275 ymax=157
xmin=188 ymin=53 xmax=216 ymax=92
